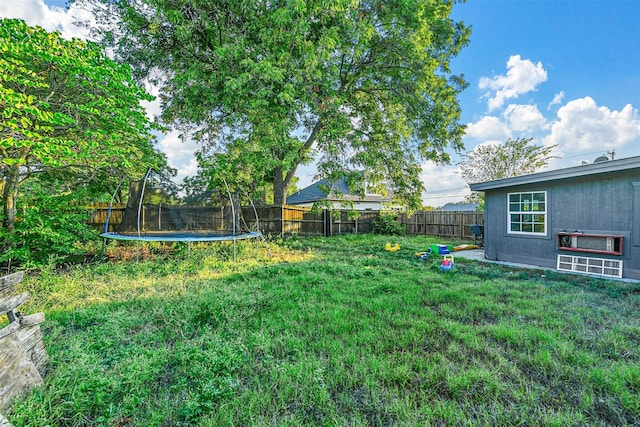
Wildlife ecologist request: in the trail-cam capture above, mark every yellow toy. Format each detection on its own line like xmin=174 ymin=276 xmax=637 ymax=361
xmin=384 ymin=242 xmax=401 ymax=252
xmin=453 ymin=244 xmax=479 ymax=251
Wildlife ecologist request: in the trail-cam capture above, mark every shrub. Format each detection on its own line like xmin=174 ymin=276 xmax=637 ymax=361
xmin=0 ymin=186 xmax=98 ymax=269
xmin=372 ymin=213 xmax=407 ymax=235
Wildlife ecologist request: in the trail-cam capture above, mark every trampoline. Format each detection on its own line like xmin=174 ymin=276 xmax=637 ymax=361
xmin=100 ymin=231 xmax=263 ymax=242
xmin=100 ymin=169 xmax=265 ymax=259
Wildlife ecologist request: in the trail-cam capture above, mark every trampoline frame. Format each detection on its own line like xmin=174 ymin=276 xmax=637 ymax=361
xmin=100 ymin=231 xmax=262 ymax=242
xmin=100 ymin=169 xmax=264 ymax=260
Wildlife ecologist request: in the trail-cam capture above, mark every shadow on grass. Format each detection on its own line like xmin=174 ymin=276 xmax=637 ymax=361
xmin=7 ymin=235 xmax=640 ymax=426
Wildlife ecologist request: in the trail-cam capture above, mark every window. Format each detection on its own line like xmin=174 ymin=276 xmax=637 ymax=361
xmin=508 ymin=191 xmax=546 ymax=235
xmin=557 ymin=255 xmax=623 ymax=279
xmin=557 ymin=232 xmax=623 ymax=255
xmin=363 ymin=179 xmax=381 ymax=196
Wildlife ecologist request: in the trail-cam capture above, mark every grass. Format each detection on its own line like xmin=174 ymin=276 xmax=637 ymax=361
xmin=5 ymin=234 xmax=640 ymax=426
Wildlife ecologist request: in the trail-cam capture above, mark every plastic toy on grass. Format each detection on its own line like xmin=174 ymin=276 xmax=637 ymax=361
xmin=384 ymin=242 xmax=401 ymax=252
xmin=440 ymin=255 xmax=455 ymax=271
xmin=430 ymin=244 xmax=451 ymax=255
xmin=453 ymin=244 xmax=479 ymax=251
xmin=415 ymin=249 xmax=430 ymax=260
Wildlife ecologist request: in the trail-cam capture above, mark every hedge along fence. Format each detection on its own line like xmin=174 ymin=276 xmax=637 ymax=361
xmin=89 ymin=204 xmax=484 ymax=240
xmin=0 ymin=271 xmax=49 ymax=417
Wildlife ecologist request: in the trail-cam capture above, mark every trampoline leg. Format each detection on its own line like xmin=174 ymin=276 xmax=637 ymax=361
xmin=188 ymin=241 xmax=192 ymax=257
xmin=136 ymin=241 xmax=140 ymax=263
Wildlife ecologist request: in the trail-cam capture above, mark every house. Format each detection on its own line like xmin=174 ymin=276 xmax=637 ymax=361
xmin=286 ymin=175 xmax=393 ymax=210
xmin=469 ymin=155 xmax=640 ymax=280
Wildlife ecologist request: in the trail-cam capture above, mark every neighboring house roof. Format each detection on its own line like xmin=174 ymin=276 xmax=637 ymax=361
xmin=442 ymin=203 xmax=479 ymax=212
xmin=286 ymin=176 xmax=391 ymax=205
xmin=469 ymin=155 xmax=640 ymax=192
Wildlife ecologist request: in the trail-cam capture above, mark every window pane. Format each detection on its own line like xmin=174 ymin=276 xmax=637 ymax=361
xmin=522 ymin=223 xmax=533 ymax=232
xmin=509 ymin=203 xmax=520 ymax=212
xmin=509 ymin=194 xmax=520 ymax=203
xmin=523 ymin=214 xmax=533 ymax=223
xmin=534 ymin=223 xmax=544 ymax=233
xmin=511 ymin=223 xmax=521 ymax=232
xmin=511 ymin=214 xmax=521 ymax=223
xmin=533 ymin=192 xmax=545 ymax=202
xmin=534 ymin=214 xmax=545 ymax=223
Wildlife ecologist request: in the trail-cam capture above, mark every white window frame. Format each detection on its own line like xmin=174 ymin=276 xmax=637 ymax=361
xmin=363 ymin=179 xmax=381 ymax=197
xmin=507 ymin=191 xmax=547 ymax=236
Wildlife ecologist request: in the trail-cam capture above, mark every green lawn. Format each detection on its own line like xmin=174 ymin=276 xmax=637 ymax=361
xmin=6 ymin=235 xmax=640 ymax=426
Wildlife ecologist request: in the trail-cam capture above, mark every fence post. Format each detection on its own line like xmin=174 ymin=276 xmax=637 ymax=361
xmin=323 ymin=209 xmax=332 ymax=237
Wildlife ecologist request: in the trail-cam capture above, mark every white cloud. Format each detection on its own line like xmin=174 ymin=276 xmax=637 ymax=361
xmin=1 ymin=0 xmax=94 ymax=39
xmin=544 ymin=96 xmax=640 ymax=151
xmin=140 ymin=84 xmax=163 ymax=121
xmin=158 ymin=131 xmax=201 ymax=180
xmin=464 ymin=116 xmax=511 ymax=141
xmin=547 ymin=91 xmax=565 ymax=110
xmin=502 ymin=104 xmax=546 ymax=132
xmin=420 ymin=162 xmax=469 ymax=206
xmin=479 ymin=55 xmax=548 ymax=111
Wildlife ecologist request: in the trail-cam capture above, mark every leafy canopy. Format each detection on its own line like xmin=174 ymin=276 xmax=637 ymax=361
xmin=0 ymin=18 xmax=168 ymax=265
xmin=0 ymin=18 xmax=166 ymax=175
xmin=458 ymin=137 xmax=558 ymax=184
xmin=85 ymin=0 xmax=471 ymax=208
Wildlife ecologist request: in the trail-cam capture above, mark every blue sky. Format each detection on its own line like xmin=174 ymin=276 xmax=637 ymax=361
xmin=453 ymin=0 xmax=640 ymax=117
xmin=3 ymin=0 xmax=640 ymax=205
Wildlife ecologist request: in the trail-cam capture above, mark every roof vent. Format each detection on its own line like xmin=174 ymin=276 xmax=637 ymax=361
xmin=593 ymin=155 xmax=609 ymax=163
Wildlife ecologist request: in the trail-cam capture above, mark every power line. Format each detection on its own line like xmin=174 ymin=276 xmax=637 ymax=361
xmin=559 ymin=150 xmax=607 ymax=160
xmin=424 ymin=185 xmax=468 ymax=194
xmin=423 ymin=192 xmax=469 ymax=200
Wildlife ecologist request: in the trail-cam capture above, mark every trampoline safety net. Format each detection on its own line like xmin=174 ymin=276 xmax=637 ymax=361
xmin=103 ymin=170 xmax=260 ymax=241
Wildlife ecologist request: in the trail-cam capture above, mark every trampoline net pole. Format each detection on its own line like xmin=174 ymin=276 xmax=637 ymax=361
xmin=137 ymin=168 xmax=152 ymax=239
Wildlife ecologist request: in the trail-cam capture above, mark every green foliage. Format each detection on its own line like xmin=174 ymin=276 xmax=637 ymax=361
xmin=87 ymin=0 xmax=471 ymax=207
xmin=6 ymin=235 xmax=640 ymax=425
xmin=0 ymin=183 xmax=97 ymax=268
xmin=458 ymin=137 xmax=558 ymax=184
xmin=182 ymin=149 xmax=299 ymax=206
xmin=0 ymin=18 xmax=168 ymax=246
xmin=0 ymin=18 xmax=165 ymax=174
xmin=372 ymin=213 xmax=407 ymax=235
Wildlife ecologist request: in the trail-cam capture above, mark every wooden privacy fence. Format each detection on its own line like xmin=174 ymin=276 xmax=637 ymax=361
xmin=399 ymin=211 xmax=485 ymax=240
xmin=90 ymin=204 xmax=484 ymax=240
xmin=249 ymin=206 xmax=378 ymax=237
xmin=89 ymin=202 xmax=126 ymax=233
xmin=0 ymin=271 xmax=48 ymax=416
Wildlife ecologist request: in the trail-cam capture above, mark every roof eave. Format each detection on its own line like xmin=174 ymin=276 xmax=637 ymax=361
xmin=469 ymin=156 xmax=640 ymax=192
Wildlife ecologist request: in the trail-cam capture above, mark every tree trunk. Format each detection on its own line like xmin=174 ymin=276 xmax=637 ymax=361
xmin=272 ymin=167 xmax=287 ymax=206
xmin=271 ymin=118 xmax=322 ymax=206
xmin=273 ymin=163 xmax=303 ymax=206
xmin=1 ymin=164 xmax=19 ymax=233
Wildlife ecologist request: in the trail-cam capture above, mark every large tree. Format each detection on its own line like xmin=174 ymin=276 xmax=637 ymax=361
xmin=458 ymin=137 xmax=558 ymax=204
xmin=0 ymin=19 xmax=168 ymax=235
xmin=84 ymin=0 xmax=470 ymax=208
xmin=458 ymin=137 xmax=558 ymax=184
